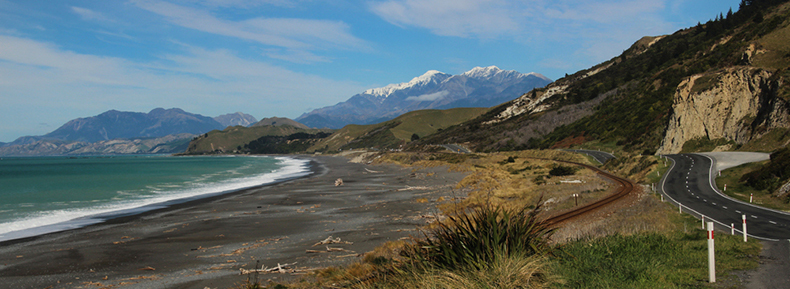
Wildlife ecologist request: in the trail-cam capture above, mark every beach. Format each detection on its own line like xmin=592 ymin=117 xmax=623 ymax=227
xmin=0 ymin=155 xmax=469 ymax=288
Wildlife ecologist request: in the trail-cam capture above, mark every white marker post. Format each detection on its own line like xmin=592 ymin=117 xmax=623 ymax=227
xmin=731 ymin=223 xmax=734 ymax=235
xmin=750 ymin=193 xmax=753 ymax=203
xmin=724 ymin=184 xmax=727 ymax=191
xmin=708 ymin=222 xmax=716 ymax=283
xmin=742 ymin=214 xmax=747 ymax=242
xmin=701 ymin=215 xmax=705 ymax=229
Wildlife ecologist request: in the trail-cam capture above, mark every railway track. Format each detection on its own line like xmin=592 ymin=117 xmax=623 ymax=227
xmin=543 ymin=160 xmax=636 ymax=226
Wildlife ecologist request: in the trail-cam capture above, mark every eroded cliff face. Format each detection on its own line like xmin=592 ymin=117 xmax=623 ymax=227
xmin=657 ymin=67 xmax=789 ymax=154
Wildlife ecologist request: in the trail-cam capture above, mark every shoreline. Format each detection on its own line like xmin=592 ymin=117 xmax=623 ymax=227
xmin=0 ymin=155 xmax=469 ymax=288
xmin=0 ymin=155 xmax=316 ymax=246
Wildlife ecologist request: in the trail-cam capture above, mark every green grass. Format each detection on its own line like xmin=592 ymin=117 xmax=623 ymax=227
xmin=311 ymin=107 xmax=488 ymax=152
xmin=680 ymin=137 xmax=736 ymax=153
xmin=716 ymin=160 xmax=790 ymax=211
xmin=389 ymin=108 xmax=488 ymax=141
xmin=186 ymin=125 xmax=331 ymax=153
xmin=645 ymin=156 xmax=672 ymax=185
xmin=551 ymin=213 xmax=761 ymax=288
xmin=738 ymin=128 xmax=790 ymax=152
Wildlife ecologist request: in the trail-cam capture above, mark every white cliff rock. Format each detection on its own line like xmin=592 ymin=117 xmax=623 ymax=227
xmin=657 ymin=67 xmax=789 ymax=154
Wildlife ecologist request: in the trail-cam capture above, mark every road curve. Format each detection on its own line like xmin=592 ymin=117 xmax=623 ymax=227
xmin=440 ymin=144 xmax=471 ymax=154
xmin=565 ymin=149 xmax=616 ymax=164
xmin=660 ymin=154 xmax=790 ymax=241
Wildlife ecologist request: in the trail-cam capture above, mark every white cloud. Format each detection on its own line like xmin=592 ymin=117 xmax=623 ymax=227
xmin=71 ymin=6 xmax=115 ymax=23
xmin=132 ymin=0 xmax=369 ymax=53
xmin=189 ymin=0 xmax=296 ymax=8
xmin=370 ymin=0 xmax=518 ymax=38
xmin=371 ymin=0 xmax=674 ymax=67
xmin=406 ymin=90 xmax=449 ymax=102
xmin=0 ymin=34 xmax=365 ymax=140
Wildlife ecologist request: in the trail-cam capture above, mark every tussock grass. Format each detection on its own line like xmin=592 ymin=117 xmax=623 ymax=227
xmin=402 ymin=203 xmax=555 ymax=270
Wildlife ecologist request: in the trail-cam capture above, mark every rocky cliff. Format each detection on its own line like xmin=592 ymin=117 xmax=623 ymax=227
xmin=657 ymin=67 xmax=790 ymax=154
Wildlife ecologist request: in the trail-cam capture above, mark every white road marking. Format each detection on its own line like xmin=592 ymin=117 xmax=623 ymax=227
xmin=723 ymin=206 xmax=728 ymax=209
xmin=752 ymin=215 xmax=758 ymax=219
xmin=736 ymin=210 xmax=742 ymax=213
xmin=770 ymin=221 xmax=777 ymax=224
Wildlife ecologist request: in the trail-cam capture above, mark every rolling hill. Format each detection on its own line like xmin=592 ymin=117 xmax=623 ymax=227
xmin=311 ymin=107 xmax=488 ymax=152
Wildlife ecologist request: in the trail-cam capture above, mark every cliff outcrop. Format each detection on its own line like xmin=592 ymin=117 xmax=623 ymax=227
xmin=657 ymin=67 xmax=789 ymax=154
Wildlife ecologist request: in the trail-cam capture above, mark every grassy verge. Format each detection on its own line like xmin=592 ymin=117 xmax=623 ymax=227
xmin=715 ymin=161 xmax=790 ymax=212
xmin=552 ymin=208 xmax=761 ymax=288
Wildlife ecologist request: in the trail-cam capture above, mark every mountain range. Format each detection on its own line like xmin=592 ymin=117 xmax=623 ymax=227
xmin=0 ymin=109 xmax=261 ymax=156
xmin=295 ymin=66 xmax=551 ymax=129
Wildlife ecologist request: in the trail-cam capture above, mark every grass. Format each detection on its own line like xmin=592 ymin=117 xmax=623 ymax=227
xmin=552 ymin=223 xmax=760 ymax=288
xmin=738 ymin=127 xmax=790 ymax=152
xmin=186 ymin=125 xmax=330 ymax=153
xmin=716 ymin=161 xmax=790 ymax=211
xmin=680 ymin=137 xmax=736 ymax=153
xmin=309 ymin=107 xmax=487 ymax=152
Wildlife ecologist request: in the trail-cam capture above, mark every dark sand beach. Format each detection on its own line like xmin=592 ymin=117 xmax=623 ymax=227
xmin=0 ymin=155 xmax=469 ymax=289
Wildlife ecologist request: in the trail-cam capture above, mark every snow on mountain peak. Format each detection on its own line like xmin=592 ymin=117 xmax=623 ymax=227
xmin=363 ymin=70 xmax=449 ymax=98
xmin=462 ymin=66 xmax=505 ymax=78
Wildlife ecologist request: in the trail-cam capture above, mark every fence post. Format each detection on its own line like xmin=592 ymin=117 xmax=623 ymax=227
xmin=708 ymin=222 xmax=716 ymax=283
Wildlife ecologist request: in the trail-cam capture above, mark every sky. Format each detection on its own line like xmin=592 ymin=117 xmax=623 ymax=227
xmin=0 ymin=0 xmax=741 ymax=142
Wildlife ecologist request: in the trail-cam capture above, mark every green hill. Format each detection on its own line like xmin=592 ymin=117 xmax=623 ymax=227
xmin=412 ymin=0 xmax=790 ymax=154
xmin=311 ymin=107 xmax=488 ymax=152
xmin=182 ymin=125 xmax=332 ymax=154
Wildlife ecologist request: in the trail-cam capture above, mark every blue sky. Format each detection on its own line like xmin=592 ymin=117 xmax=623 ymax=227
xmin=0 ymin=0 xmax=740 ymax=142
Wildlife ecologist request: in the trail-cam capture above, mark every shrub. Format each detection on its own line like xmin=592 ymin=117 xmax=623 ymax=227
xmin=401 ymin=201 xmax=555 ymax=271
xmin=549 ymin=164 xmax=577 ymax=176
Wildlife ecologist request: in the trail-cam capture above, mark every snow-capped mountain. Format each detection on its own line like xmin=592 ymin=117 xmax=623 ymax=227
xmin=296 ymin=66 xmax=552 ymax=129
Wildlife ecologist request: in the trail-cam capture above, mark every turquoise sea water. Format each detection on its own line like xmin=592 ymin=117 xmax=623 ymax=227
xmin=0 ymin=155 xmax=311 ymax=242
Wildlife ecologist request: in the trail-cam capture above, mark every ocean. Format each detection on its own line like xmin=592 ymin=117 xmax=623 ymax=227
xmin=0 ymin=155 xmax=311 ymax=242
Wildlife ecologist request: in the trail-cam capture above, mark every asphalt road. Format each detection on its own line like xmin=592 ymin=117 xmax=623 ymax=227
xmin=660 ymin=153 xmax=790 ymax=240
xmin=441 ymin=144 xmax=471 ymax=154
xmin=566 ymin=149 xmax=616 ymax=164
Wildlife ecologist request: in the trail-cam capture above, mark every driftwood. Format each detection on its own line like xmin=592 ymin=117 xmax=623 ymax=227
xmin=312 ymin=236 xmax=353 ymax=247
xmin=239 ymin=262 xmax=298 ymax=275
xmin=306 ymin=246 xmax=352 ymax=253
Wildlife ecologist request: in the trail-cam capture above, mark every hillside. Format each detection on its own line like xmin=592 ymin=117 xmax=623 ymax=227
xmin=251 ymin=117 xmax=310 ymax=129
xmin=412 ymin=0 xmax=790 ymax=154
xmin=183 ymin=125 xmax=332 ymax=154
xmin=296 ymin=66 xmax=550 ymax=129
xmin=311 ymin=107 xmax=487 ymax=152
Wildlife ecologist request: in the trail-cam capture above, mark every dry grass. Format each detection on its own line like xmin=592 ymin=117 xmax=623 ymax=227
xmin=551 ymin=189 xmax=677 ymax=243
xmin=359 ymin=255 xmax=553 ymax=289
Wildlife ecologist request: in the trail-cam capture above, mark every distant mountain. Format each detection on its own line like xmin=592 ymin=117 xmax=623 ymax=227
xmin=252 ymin=117 xmax=310 ymax=129
xmin=214 ymin=112 xmax=258 ymax=127
xmin=0 ymin=134 xmax=194 ymax=156
xmin=295 ymin=66 xmax=552 ymax=129
xmin=11 ymin=108 xmax=224 ymax=144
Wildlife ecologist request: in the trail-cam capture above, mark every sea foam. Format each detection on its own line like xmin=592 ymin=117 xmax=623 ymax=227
xmin=0 ymin=156 xmax=311 ymax=242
